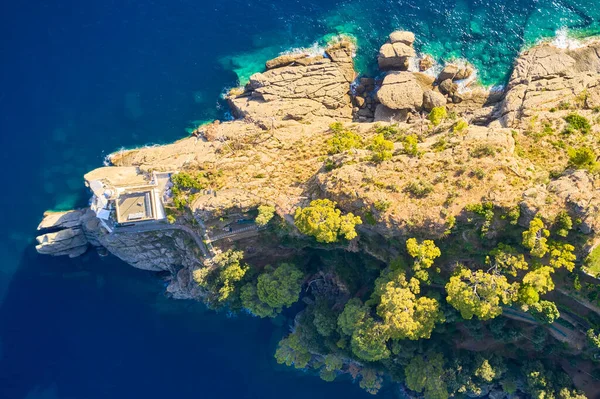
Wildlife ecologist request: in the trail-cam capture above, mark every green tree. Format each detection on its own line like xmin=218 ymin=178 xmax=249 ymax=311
xmin=193 ymin=250 xmax=248 ymax=303
xmin=406 ymin=238 xmax=441 ymax=282
xmin=337 ymin=298 xmax=369 ymax=336
xmin=257 ymin=263 xmax=303 ymax=309
xmin=554 ymin=211 xmax=573 ymax=237
xmin=359 ymin=369 xmax=384 ymax=395
xmin=428 ymin=107 xmax=447 ymax=126
xmin=350 ymin=318 xmax=390 ymax=362
xmin=241 ymin=263 xmax=304 ymax=317
xmin=522 ymin=266 xmax=555 ymax=295
xmin=474 ymin=356 xmax=505 ymax=383
xmin=255 ymin=205 xmax=276 ymax=226
xmin=312 ymin=299 xmax=338 ymax=337
xmin=488 ymin=244 xmax=529 ymax=277
xmin=446 ymin=268 xmax=515 ymax=320
xmin=369 ymin=133 xmax=394 ymax=163
xmin=402 ymin=134 xmax=419 ymax=156
xmin=376 ymin=273 xmax=443 ymax=340
xmin=549 ymin=242 xmax=576 ymax=272
xmin=405 ymin=353 xmax=449 ymax=399
xmin=530 ymin=300 xmax=560 ymax=324
xmin=586 ymin=329 xmax=600 ymax=350
xmin=522 ymin=217 xmax=550 ymax=258
xmin=294 ymin=199 xmax=362 ymax=243
xmin=274 ymin=332 xmax=311 ymax=369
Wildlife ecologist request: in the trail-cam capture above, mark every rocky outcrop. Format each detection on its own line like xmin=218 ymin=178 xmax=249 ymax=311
xmin=437 ymin=63 xmax=474 ymax=82
xmin=376 ymin=72 xmax=424 ymax=110
xmin=36 ymin=210 xmax=93 ymax=257
xmin=378 ymin=31 xmax=417 ymax=71
xmin=498 ymin=41 xmax=600 ymax=127
xmin=228 ymin=39 xmax=355 ymax=122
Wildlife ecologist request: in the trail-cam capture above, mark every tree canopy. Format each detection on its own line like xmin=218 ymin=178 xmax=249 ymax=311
xmin=350 ymin=318 xmax=390 ymax=362
xmin=376 ymin=273 xmax=443 ymax=340
xmin=405 ymin=353 xmax=449 ymax=399
xmin=294 ymin=199 xmax=362 ymax=243
xmin=522 ymin=217 xmax=550 ymax=258
xmin=255 ymin=205 xmax=276 ymax=226
xmin=446 ymin=268 xmax=515 ymax=320
xmin=406 ymin=238 xmax=441 ymax=282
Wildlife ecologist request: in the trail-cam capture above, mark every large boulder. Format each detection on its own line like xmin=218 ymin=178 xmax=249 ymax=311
xmin=423 ymin=90 xmax=447 ymax=111
xmin=439 ymin=79 xmax=458 ymax=96
xmin=373 ymin=104 xmax=409 ymax=122
xmin=378 ymin=31 xmax=417 ymax=71
xmin=376 ymin=72 xmax=424 ymax=110
xmin=389 ymin=30 xmax=415 ymax=46
xmin=36 ymin=210 xmax=90 ymax=258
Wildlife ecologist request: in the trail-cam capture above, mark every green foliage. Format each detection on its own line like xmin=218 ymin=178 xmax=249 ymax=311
xmin=167 ymin=214 xmax=176 ymax=224
xmin=312 ymin=299 xmax=338 ymax=337
xmin=193 ymin=250 xmax=248 ymax=304
xmin=359 ymin=369 xmax=384 ymax=395
xmin=406 ymin=238 xmax=441 ymax=282
xmin=523 ymin=361 xmax=583 ymax=399
xmin=522 ymin=266 xmax=555 ymax=295
xmin=350 ymin=318 xmax=390 ymax=362
xmin=337 ymin=298 xmax=369 ymax=336
xmin=255 ymin=205 xmax=276 ymax=226
xmin=369 ymin=133 xmax=394 ymax=162
xmin=584 ymin=245 xmax=600 ymax=277
xmin=568 ymin=146 xmax=597 ymax=171
xmin=470 ymin=144 xmax=496 ymax=158
xmin=445 ymin=268 xmax=515 ymax=320
xmin=171 ymin=171 xmax=208 ymax=209
xmin=374 ymin=200 xmax=391 ymax=212
xmin=549 ymin=242 xmax=576 ymax=272
xmin=563 ymin=113 xmax=591 ymax=135
xmin=274 ymin=332 xmax=311 ymax=369
xmin=327 ymin=127 xmax=364 ymax=154
xmin=428 ymin=106 xmax=448 ymax=126
xmin=587 ymin=329 xmax=600 ymax=350
xmin=320 ymin=353 xmax=343 ymax=382
xmin=405 ymin=179 xmax=434 ymax=198
xmin=488 ymin=244 xmax=529 ymax=277
xmin=402 ymin=134 xmax=419 ymax=156
xmin=256 ymin=263 xmax=303 ymax=309
xmin=554 ymin=211 xmax=573 ymax=237
xmin=522 ymin=217 xmax=550 ymax=258
xmin=376 ymin=272 xmax=444 ymax=340
xmin=294 ymin=199 xmax=362 ymax=243
xmin=405 ymin=354 xmax=449 ymax=399
xmin=530 ymin=300 xmax=560 ymax=324
xmin=375 ymin=124 xmax=403 ymax=141
xmin=453 ymin=119 xmax=469 ymax=134
xmin=241 ymin=263 xmax=303 ymax=317
xmin=474 ymin=356 xmax=504 ymax=383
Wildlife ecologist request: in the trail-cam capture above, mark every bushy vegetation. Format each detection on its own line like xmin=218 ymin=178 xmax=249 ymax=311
xmin=428 ymin=106 xmax=447 ymax=126
xmin=563 ymin=113 xmax=591 ymax=135
xmin=294 ymin=199 xmax=362 ymax=243
xmin=255 ymin=205 xmax=276 ymax=226
xmin=327 ymin=123 xmax=364 ymax=154
xmin=568 ymin=146 xmax=597 ymax=171
xmin=368 ymin=133 xmax=394 ymax=163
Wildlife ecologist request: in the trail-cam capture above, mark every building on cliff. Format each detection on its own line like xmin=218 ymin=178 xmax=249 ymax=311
xmin=84 ymin=167 xmax=169 ymax=232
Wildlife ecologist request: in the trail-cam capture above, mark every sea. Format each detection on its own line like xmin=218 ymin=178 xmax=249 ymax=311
xmin=0 ymin=1 xmax=599 ymax=398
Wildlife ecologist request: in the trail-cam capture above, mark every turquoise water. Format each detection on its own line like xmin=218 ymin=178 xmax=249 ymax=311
xmin=1 ymin=1 xmax=599 ymax=398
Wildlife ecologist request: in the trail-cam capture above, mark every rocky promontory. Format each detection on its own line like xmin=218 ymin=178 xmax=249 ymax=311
xmin=35 ymin=31 xmax=600 ymax=398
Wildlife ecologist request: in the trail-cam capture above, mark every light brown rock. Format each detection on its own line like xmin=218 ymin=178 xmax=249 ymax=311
xmin=376 ymin=72 xmax=424 ymax=110
xmin=423 ymin=90 xmax=446 ymax=111
xmin=389 ymin=31 xmax=415 ymax=46
xmin=378 ymin=42 xmax=416 ymax=70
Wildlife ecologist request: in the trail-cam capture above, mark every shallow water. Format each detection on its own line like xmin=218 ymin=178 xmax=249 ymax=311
xmin=1 ymin=1 xmax=599 ymax=398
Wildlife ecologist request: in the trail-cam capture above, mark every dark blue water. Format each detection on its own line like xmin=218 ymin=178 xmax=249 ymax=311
xmin=1 ymin=1 xmax=599 ymax=398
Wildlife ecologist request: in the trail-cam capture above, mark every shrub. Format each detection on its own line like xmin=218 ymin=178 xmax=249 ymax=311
xmin=564 ymin=113 xmax=591 ymax=135
xmin=554 ymin=211 xmax=572 ymax=237
xmin=327 ymin=130 xmax=363 ymax=154
xmin=402 ymin=134 xmax=419 ymax=156
xmin=256 ymin=205 xmax=276 ymax=226
xmin=471 ymin=144 xmax=496 ymax=158
xmin=374 ymin=200 xmax=391 ymax=212
xmin=568 ymin=146 xmax=597 ymax=171
xmin=375 ymin=125 xmax=403 ymax=141
xmin=453 ymin=119 xmax=469 ymax=134
xmin=368 ymin=134 xmax=394 ymax=163
xmin=405 ymin=180 xmax=434 ymax=198
xmin=428 ymin=106 xmax=447 ymax=126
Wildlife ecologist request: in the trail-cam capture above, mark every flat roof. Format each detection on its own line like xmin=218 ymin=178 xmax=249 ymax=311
xmin=115 ymin=190 xmax=155 ymax=224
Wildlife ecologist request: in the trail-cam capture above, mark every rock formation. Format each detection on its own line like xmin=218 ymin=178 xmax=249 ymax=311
xmin=377 ymin=30 xmax=417 ymax=71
